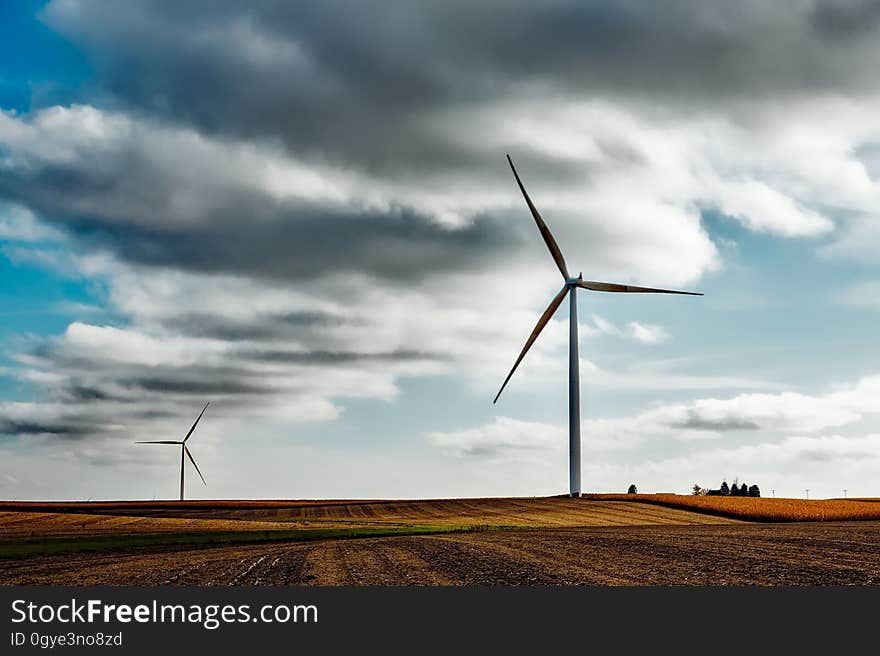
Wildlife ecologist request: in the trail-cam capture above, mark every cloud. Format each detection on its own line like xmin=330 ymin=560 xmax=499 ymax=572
xmin=681 ymin=433 xmax=880 ymax=468
xmin=0 ymin=401 xmax=116 ymax=439
xmin=660 ymin=389 xmax=868 ymax=434
xmin=429 ymin=374 xmax=880 ymax=458
xmin=0 ymin=203 xmax=61 ymax=242
xmin=626 ymin=321 xmax=669 ymax=344
xmin=708 ymin=178 xmax=833 ymax=237
xmin=578 ymin=316 xmax=669 ymax=344
xmin=428 ymin=416 xmax=563 ymax=459
xmin=601 ymin=432 xmax=880 ymax=497
xmin=40 ymin=1 xmax=880 ymax=142
xmin=821 ymin=216 xmax=880 ymax=266
xmin=810 ymin=0 xmax=880 ymax=41
xmin=0 ymin=105 xmax=522 ymax=284
xmin=631 ymin=377 xmax=880 ymax=436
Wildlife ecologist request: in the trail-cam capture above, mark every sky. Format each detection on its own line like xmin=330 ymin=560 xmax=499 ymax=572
xmin=2 ymin=0 xmax=880 ymax=501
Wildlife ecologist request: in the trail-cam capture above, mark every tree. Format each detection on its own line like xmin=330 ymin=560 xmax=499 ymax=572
xmin=627 ymin=484 xmax=638 ymax=494
xmin=730 ymin=482 xmax=740 ymax=496
xmin=692 ymin=484 xmax=704 ymax=496
xmin=720 ymin=481 xmax=730 ymax=496
xmin=748 ymin=484 xmax=760 ymax=497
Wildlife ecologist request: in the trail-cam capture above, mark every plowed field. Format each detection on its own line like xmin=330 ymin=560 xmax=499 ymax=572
xmin=2 ymin=497 xmax=879 ymax=586
xmin=3 ymin=522 xmax=879 ymax=586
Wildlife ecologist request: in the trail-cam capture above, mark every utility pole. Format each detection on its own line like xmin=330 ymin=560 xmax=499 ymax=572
xmin=805 ymin=489 xmax=810 ymax=500
xmin=771 ymin=489 xmax=775 ymax=498
xmin=844 ymin=489 xmax=847 ymax=499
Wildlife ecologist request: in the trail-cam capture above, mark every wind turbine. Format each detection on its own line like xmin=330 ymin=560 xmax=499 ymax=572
xmin=494 ymin=155 xmax=702 ymax=497
xmin=136 ymin=402 xmax=210 ymax=501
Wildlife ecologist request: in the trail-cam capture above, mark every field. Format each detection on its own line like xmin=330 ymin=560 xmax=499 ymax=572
xmin=582 ymin=493 xmax=880 ymax=521
xmin=2 ymin=496 xmax=879 ymax=585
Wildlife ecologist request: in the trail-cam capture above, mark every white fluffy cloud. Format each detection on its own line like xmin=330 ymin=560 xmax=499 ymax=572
xmin=429 ymin=375 xmax=880 ymax=458
xmin=709 ymin=178 xmax=832 ymax=237
xmin=626 ymin=321 xmax=669 ymax=344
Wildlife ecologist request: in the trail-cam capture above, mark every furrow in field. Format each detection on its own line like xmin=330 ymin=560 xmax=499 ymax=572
xmin=253 ymin=547 xmax=310 ymax=585
xmin=392 ymin=535 xmax=569 ymax=586
xmin=424 ymin=532 xmax=637 ymax=585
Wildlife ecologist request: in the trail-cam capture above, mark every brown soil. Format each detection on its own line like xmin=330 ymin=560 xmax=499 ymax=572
xmin=3 ymin=522 xmax=879 ymax=586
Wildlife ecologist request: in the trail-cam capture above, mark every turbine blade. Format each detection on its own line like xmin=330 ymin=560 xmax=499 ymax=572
xmin=135 ymin=440 xmax=182 ymax=444
xmin=182 ymin=401 xmax=210 ymax=443
xmin=576 ymin=280 xmax=703 ymax=296
xmin=494 ymin=285 xmax=569 ymax=404
xmin=184 ymin=445 xmax=206 ymax=486
xmin=507 ymin=154 xmax=570 ymax=280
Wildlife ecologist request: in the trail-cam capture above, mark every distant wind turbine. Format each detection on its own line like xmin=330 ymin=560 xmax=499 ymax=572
xmin=494 ymin=155 xmax=703 ymax=497
xmin=136 ymin=402 xmax=210 ymax=501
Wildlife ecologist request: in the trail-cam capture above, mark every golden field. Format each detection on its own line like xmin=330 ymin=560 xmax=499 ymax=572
xmin=583 ymin=494 xmax=880 ymax=521
xmin=0 ymin=510 xmax=373 ymax=540
xmin=0 ymin=497 xmax=740 ymax=542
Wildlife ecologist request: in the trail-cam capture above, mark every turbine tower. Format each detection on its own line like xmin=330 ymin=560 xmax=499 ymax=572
xmin=136 ymin=402 xmax=210 ymax=501
xmin=494 ymin=155 xmax=702 ymax=497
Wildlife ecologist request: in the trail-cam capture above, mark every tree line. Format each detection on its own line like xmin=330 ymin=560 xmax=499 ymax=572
xmin=693 ymin=481 xmax=760 ymax=497
xmin=624 ymin=481 xmax=761 ymax=496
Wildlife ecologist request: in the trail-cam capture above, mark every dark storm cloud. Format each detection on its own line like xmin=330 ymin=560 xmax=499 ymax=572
xmin=60 ymin=385 xmax=123 ymax=403
xmin=241 ymin=348 xmax=442 ymax=365
xmin=40 ymin=0 xmax=880 ymax=165
xmin=0 ymin=397 xmax=131 ymax=439
xmin=810 ymin=0 xmax=880 ymax=39
xmin=164 ymin=311 xmax=362 ymax=342
xmin=0 ymin=419 xmax=90 ymax=437
xmin=0 ymin=158 xmax=518 ymax=283
xmin=28 ymin=346 xmax=270 ymax=392
xmin=0 ymin=369 xmax=259 ymax=439
xmin=12 ymin=0 xmax=869 ymax=286
xmin=104 ymin=207 xmax=515 ymax=283
xmin=129 ymin=377 xmax=273 ymax=397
